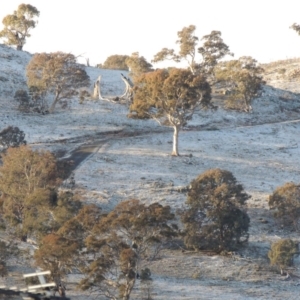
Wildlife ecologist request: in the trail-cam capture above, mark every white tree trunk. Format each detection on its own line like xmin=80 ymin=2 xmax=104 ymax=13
xmin=49 ymin=94 xmax=60 ymax=113
xmin=171 ymin=126 xmax=179 ymax=156
xmin=93 ymin=76 xmax=101 ymax=99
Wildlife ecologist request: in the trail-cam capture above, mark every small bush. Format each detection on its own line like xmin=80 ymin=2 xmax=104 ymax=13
xmin=0 ymin=126 xmax=26 ymax=149
xmin=268 ymin=182 xmax=300 ymax=229
xmin=14 ymin=89 xmax=30 ymax=102
xmin=268 ymin=239 xmax=298 ymax=273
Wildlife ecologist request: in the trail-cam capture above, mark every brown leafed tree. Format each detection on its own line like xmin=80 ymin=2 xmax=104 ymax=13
xmin=34 ymin=204 xmax=100 ymax=285
xmin=181 ymin=169 xmax=250 ymax=252
xmin=102 ymin=54 xmax=130 ymax=71
xmin=129 ymin=68 xmax=212 ymax=156
xmin=215 ymin=56 xmax=265 ymax=112
xmin=0 ymin=4 xmax=40 ymax=50
xmin=26 ymin=52 xmax=90 ymax=113
xmin=80 ymin=199 xmax=177 ymax=300
xmin=34 ymin=233 xmax=80 ymax=282
xmin=268 ymin=182 xmax=300 ymax=229
xmin=0 ymin=145 xmax=61 ymax=238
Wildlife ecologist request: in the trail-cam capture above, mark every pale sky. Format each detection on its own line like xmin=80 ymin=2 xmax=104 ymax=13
xmin=1 ymin=0 xmax=300 ymax=67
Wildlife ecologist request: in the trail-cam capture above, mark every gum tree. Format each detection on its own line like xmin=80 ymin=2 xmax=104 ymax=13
xmin=0 ymin=4 xmax=40 ymax=50
xmin=129 ymin=68 xmax=212 ymax=156
xmin=215 ymin=56 xmax=265 ymax=111
xmin=26 ymin=52 xmax=90 ymax=113
xmin=152 ymin=25 xmax=233 ymax=76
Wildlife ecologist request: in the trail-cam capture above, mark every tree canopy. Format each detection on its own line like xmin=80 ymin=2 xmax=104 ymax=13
xmin=0 ymin=3 xmax=40 ymax=50
xmin=291 ymin=23 xmax=300 ymax=35
xmin=101 ymin=54 xmax=130 ymax=71
xmin=181 ymin=169 xmax=250 ymax=252
xmin=26 ymin=52 xmax=90 ymax=113
xmin=80 ymin=199 xmax=177 ymax=300
xmin=125 ymin=52 xmax=153 ymax=79
xmin=152 ymin=25 xmax=233 ymax=75
xmin=0 ymin=126 xmax=26 ymax=150
xmin=129 ymin=68 xmax=212 ymax=156
xmin=268 ymin=239 xmax=298 ymax=274
xmin=0 ymin=145 xmax=78 ymax=239
xmin=215 ymin=56 xmax=265 ymax=111
xmin=269 ymin=182 xmax=300 ymax=229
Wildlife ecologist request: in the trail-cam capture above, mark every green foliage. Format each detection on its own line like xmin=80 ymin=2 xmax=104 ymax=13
xmin=125 ymin=52 xmax=153 ymax=79
xmin=181 ymin=169 xmax=250 ymax=252
xmin=0 ymin=4 xmax=39 ymax=50
xmin=215 ymin=56 xmax=265 ymax=111
xmin=102 ymin=54 xmax=130 ymax=70
xmin=26 ymin=52 xmax=90 ymax=113
xmin=130 ymin=68 xmax=212 ymax=155
xmin=268 ymin=182 xmax=300 ymax=229
xmin=0 ymin=145 xmax=61 ymax=238
xmin=0 ymin=126 xmax=26 ymax=150
xmin=268 ymin=239 xmax=298 ymax=271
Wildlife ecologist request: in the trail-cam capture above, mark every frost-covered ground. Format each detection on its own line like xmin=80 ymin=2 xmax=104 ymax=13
xmin=1 ymin=43 xmax=300 ymax=299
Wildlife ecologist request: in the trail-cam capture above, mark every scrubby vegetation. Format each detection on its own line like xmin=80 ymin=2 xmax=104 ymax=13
xmin=268 ymin=239 xmax=299 ymax=274
xmin=181 ymin=169 xmax=250 ymax=252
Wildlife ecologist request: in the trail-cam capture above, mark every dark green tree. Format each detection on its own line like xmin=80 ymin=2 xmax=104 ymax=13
xmin=0 ymin=3 xmax=40 ymax=50
xmin=268 ymin=182 xmax=300 ymax=229
xmin=0 ymin=126 xmax=26 ymax=150
xmin=26 ymin=52 xmax=90 ymax=113
xmin=129 ymin=68 xmax=212 ymax=156
xmin=181 ymin=169 xmax=250 ymax=252
xmin=268 ymin=239 xmax=298 ymax=274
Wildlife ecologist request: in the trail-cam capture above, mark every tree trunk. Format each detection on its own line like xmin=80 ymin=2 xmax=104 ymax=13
xmin=17 ymin=45 xmax=23 ymax=51
xmin=122 ymin=278 xmax=135 ymax=300
xmin=171 ymin=126 xmax=180 ymax=156
xmin=93 ymin=77 xmax=100 ymax=99
xmin=49 ymin=94 xmax=60 ymax=113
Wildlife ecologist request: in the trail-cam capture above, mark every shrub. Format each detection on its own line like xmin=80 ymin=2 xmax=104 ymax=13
xmin=181 ymin=169 xmax=250 ymax=252
xmin=0 ymin=126 xmax=26 ymax=150
xmin=268 ymin=182 xmax=300 ymax=229
xmin=14 ymin=89 xmax=30 ymax=103
xmin=268 ymin=239 xmax=298 ymax=273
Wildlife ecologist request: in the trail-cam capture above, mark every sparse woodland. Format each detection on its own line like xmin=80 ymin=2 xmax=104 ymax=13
xmin=1 ymin=4 xmax=300 ymax=299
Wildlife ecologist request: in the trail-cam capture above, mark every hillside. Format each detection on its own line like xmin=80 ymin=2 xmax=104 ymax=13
xmin=1 ymin=44 xmax=300 ymax=299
